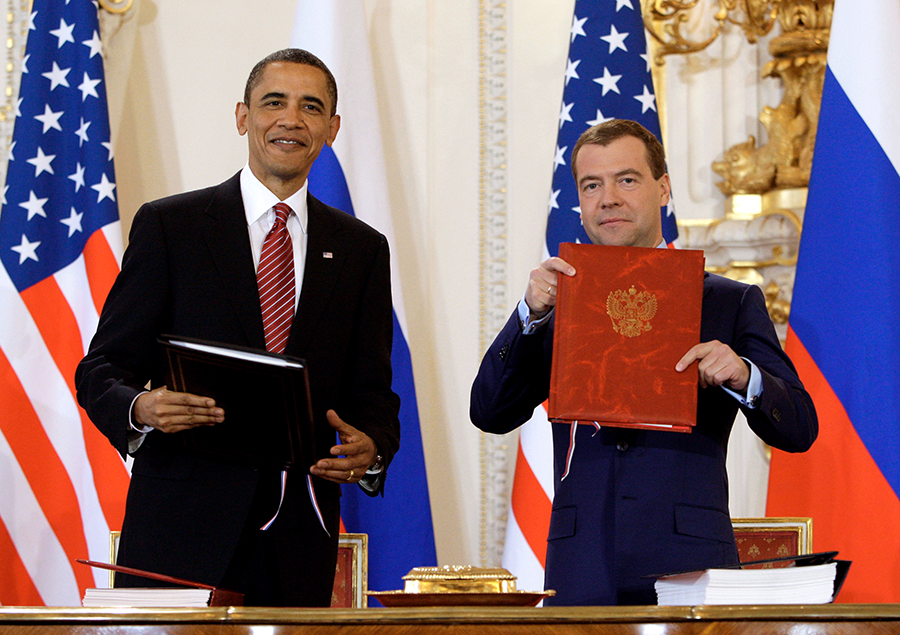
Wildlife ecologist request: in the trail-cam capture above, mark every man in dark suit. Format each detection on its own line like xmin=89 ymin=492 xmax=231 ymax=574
xmin=470 ymin=119 xmax=817 ymax=606
xmin=76 ymin=49 xmax=400 ymax=607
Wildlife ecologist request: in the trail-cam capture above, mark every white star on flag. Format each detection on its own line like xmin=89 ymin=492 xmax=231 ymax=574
xmin=82 ymin=30 xmax=102 ymax=58
xmin=565 ymin=59 xmax=581 ymax=85
xmin=27 ymin=147 xmax=56 ymax=176
xmin=60 ymin=207 xmax=84 ymax=237
xmin=554 ymin=145 xmax=568 ymax=171
xmin=75 ymin=118 xmax=90 ymax=145
xmin=69 ymin=162 xmax=86 ymax=191
xmin=91 ymin=172 xmax=116 ymax=203
xmin=19 ymin=191 xmax=49 ymax=220
xmin=11 ymin=234 xmax=40 ymax=264
xmin=593 ymin=67 xmax=622 ymax=95
xmin=600 ymin=24 xmax=628 ymax=54
xmin=634 ymin=84 xmax=657 ymax=113
xmin=571 ymin=15 xmax=588 ymax=42
xmin=35 ymin=104 xmax=64 ymax=133
xmin=49 ymin=18 xmax=75 ymax=48
xmin=78 ymin=72 xmax=101 ymax=100
xmin=42 ymin=62 xmax=70 ymax=90
xmin=559 ymin=101 xmax=574 ymax=129
xmin=548 ymin=189 xmax=561 ymax=212
xmin=587 ymin=109 xmax=614 ymax=126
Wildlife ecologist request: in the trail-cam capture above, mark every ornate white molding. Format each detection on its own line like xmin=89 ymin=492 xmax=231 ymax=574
xmin=0 ymin=0 xmax=31 ymax=184
xmin=478 ymin=0 xmax=511 ymax=568
xmin=678 ymin=188 xmax=806 ymax=342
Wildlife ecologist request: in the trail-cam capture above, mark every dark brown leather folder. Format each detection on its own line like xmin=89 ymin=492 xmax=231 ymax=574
xmin=549 ymin=243 xmax=704 ymax=433
xmin=77 ymin=559 xmax=244 ymax=606
xmin=159 ymin=335 xmax=315 ymax=469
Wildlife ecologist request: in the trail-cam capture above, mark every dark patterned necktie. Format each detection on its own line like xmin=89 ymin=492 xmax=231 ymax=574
xmin=257 ymin=202 xmax=294 ymax=354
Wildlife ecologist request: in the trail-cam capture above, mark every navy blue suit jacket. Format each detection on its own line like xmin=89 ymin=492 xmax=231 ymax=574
xmin=76 ymin=173 xmax=400 ymax=604
xmin=471 ymin=272 xmax=816 ymax=605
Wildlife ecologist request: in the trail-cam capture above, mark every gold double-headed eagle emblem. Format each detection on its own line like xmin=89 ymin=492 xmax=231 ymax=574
xmin=606 ymin=286 xmax=657 ymax=337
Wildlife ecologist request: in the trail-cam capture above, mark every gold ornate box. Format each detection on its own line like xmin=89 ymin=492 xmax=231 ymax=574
xmin=401 ymin=566 xmax=517 ymax=594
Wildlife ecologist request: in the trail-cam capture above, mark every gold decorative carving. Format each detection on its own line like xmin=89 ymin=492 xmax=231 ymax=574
xmin=712 ymin=1 xmax=832 ymax=194
xmin=642 ymin=0 xmax=779 ymax=62
xmin=642 ymin=0 xmax=833 ymax=195
xmin=607 ymin=287 xmax=658 ymax=337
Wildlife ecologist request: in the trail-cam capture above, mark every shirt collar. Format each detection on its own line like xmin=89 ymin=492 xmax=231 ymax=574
xmin=240 ymin=164 xmax=309 ymax=233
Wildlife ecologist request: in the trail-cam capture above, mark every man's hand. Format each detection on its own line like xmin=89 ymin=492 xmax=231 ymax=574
xmin=133 ymin=387 xmax=224 ymax=433
xmin=524 ymin=257 xmax=576 ymax=319
xmin=676 ymin=340 xmax=750 ymax=394
xmin=309 ymin=410 xmax=378 ymax=484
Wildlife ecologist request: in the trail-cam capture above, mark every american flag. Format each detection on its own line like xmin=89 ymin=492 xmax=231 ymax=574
xmin=0 ymin=0 xmax=129 ymax=605
xmin=502 ymin=0 xmax=677 ymax=593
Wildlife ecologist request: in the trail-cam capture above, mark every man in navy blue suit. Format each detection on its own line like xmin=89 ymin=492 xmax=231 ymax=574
xmin=470 ymin=119 xmax=817 ymax=606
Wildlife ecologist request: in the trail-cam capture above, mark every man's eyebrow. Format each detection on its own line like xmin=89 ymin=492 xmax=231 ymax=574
xmin=259 ymin=91 xmax=287 ymax=102
xmin=578 ymin=167 xmax=643 ymax=187
xmin=258 ymin=91 xmax=326 ymax=109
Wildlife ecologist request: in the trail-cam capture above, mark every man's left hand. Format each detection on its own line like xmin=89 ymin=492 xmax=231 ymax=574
xmin=676 ymin=340 xmax=750 ymax=393
xmin=309 ymin=409 xmax=378 ymax=484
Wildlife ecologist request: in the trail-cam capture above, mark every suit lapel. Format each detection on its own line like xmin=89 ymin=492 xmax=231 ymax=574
xmin=290 ymin=194 xmax=346 ymax=354
xmin=200 ymin=173 xmax=266 ymax=349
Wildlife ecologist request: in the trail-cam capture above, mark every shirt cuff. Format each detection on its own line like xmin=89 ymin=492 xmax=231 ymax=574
xmin=517 ymin=296 xmax=553 ymax=334
xmin=127 ymin=390 xmax=153 ymax=454
xmin=722 ymin=358 xmax=762 ymax=408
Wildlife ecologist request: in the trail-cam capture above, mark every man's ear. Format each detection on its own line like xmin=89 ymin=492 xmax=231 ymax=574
xmin=326 ymin=114 xmax=341 ymax=147
xmin=658 ymin=173 xmax=671 ymax=206
xmin=235 ymin=102 xmax=249 ymax=136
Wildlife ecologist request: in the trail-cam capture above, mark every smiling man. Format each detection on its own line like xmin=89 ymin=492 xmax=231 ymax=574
xmin=76 ymin=49 xmax=400 ymax=607
xmin=470 ymin=119 xmax=817 ymax=605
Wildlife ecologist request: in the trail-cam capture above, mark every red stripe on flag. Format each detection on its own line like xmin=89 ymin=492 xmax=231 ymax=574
xmin=0 ymin=346 xmax=95 ymax=595
xmin=0 ymin=516 xmax=43 ymax=606
xmin=20 ymin=277 xmax=129 ymax=532
xmin=82 ymin=229 xmax=119 ymax=317
xmin=768 ymin=328 xmax=900 ymax=602
xmin=510 ymin=441 xmax=551 ymax=568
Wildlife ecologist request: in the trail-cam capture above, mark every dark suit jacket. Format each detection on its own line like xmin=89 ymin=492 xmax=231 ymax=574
xmin=471 ymin=272 xmax=817 ymax=606
xmin=76 ymin=173 xmax=400 ymax=603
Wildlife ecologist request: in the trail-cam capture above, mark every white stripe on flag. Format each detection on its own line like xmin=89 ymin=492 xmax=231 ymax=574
xmin=101 ymin=221 xmax=124 ymax=264
xmin=0 ymin=427 xmax=80 ymax=605
xmin=828 ymin=0 xmax=900 ymax=171
xmin=0 ymin=264 xmax=111 ymax=584
xmin=502 ymin=511 xmax=546 ymax=594
xmin=55 ymin=255 xmax=102 ymax=368
xmin=518 ymin=406 xmax=555 ymax=501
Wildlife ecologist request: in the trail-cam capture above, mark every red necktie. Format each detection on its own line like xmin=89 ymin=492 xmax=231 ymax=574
xmin=257 ymin=202 xmax=295 ymax=354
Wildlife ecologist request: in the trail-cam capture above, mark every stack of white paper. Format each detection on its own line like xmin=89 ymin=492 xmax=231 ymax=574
xmin=82 ymin=587 xmax=214 ymax=608
xmin=655 ymin=562 xmax=838 ymax=605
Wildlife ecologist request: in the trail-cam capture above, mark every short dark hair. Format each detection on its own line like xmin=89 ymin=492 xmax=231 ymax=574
xmin=243 ymin=48 xmax=338 ymax=116
xmin=571 ymin=119 xmax=666 ymax=180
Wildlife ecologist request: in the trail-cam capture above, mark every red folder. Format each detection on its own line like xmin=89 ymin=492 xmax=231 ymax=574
xmin=548 ymin=243 xmax=704 ymax=433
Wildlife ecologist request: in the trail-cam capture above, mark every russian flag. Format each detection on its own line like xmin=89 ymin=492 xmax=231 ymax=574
xmin=290 ymin=0 xmax=437 ymax=598
xmin=766 ymin=0 xmax=900 ymax=602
